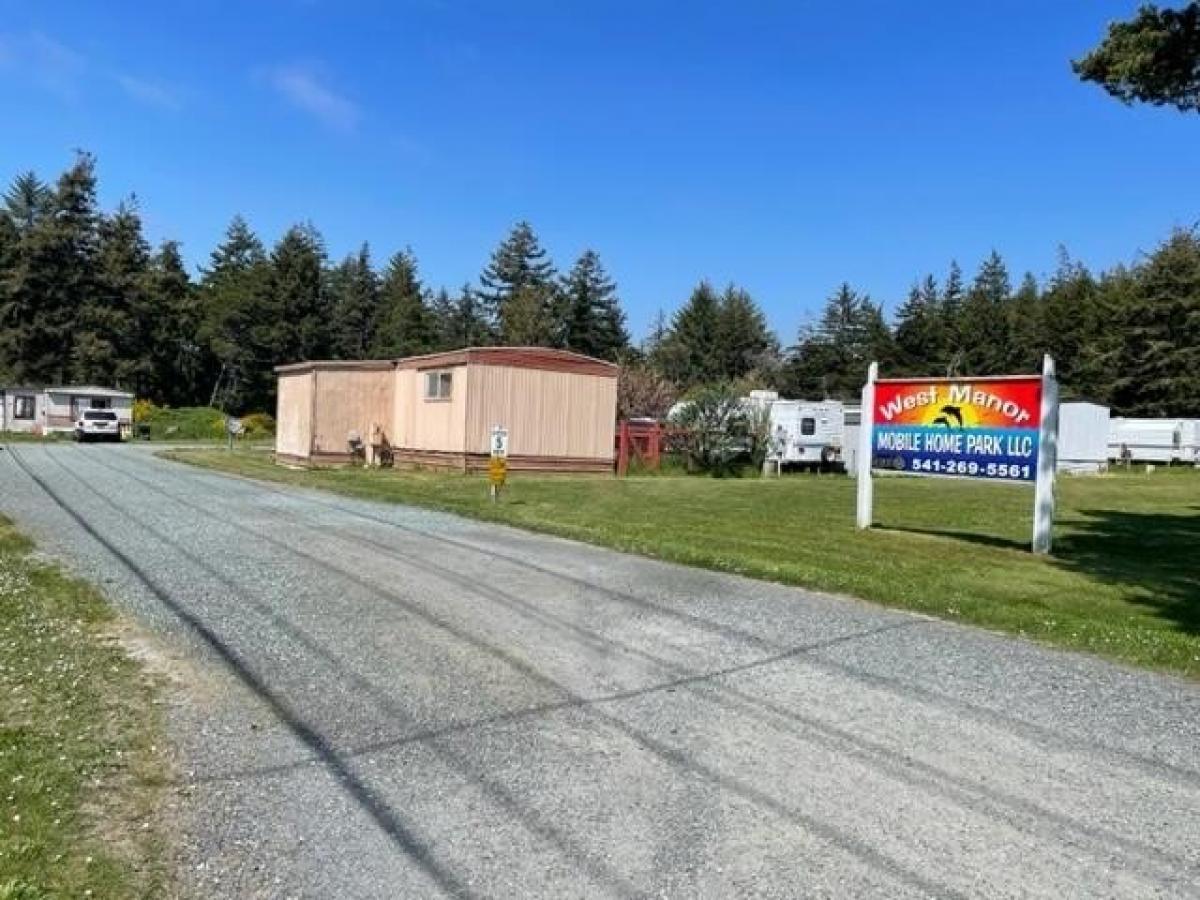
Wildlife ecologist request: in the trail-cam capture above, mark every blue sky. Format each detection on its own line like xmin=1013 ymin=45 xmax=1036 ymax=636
xmin=1 ymin=1 xmax=1197 ymax=342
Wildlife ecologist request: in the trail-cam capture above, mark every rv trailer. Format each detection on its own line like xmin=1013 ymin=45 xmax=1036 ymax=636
xmin=767 ymin=399 xmax=847 ymax=470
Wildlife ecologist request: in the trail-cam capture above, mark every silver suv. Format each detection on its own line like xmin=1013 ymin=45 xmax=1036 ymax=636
xmin=75 ymin=409 xmax=122 ymax=443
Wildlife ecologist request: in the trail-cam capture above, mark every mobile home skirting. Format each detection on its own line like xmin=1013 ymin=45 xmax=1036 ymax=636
xmin=392 ymin=448 xmax=614 ymax=473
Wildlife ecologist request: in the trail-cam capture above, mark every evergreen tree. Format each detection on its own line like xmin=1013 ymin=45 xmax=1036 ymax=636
xmin=479 ymin=221 xmax=556 ymax=340
xmin=781 ymin=283 xmax=882 ymax=398
xmin=1073 ymin=2 xmax=1200 ymax=113
xmin=716 ymin=285 xmax=777 ymax=381
xmin=861 ymin=299 xmax=898 ymax=373
xmin=429 ymin=287 xmax=456 ymax=350
xmin=269 ymin=223 xmax=329 ymax=365
xmin=439 ymin=283 xmax=493 ymax=348
xmin=642 ymin=308 xmax=668 ymax=358
xmin=654 ymin=281 xmax=723 ymax=386
xmin=3 ymin=172 xmax=52 ymax=233
xmin=197 ymin=215 xmax=273 ymax=411
xmin=1040 ymin=247 xmax=1098 ymax=388
xmin=0 ymin=154 xmax=101 ymax=384
xmin=941 ymin=260 xmax=966 ymax=371
xmin=559 ymin=250 xmax=629 ymax=360
xmin=894 ymin=275 xmax=946 ymax=374
xmin=958 ymin=251 xmax=1013 ymax=373
xmin=73 ymin=200 xmax=153 ymax=390
xmin=329 ymin=243 xmax=380 ymax=359
xmin=1082 ymin=265 xmax=1137 ymax=406
xmin=501 ymin=284 xmax=556 ymax=346
xmin=372 ymin=249 xmax=436 ymax=357
xmin=0 ymin=214 xmax=16 ymax=382
xmin=148 ymin=240 xmax=205 ymax=406
xmin=1007 ymin=271 xmax=1045 ymax=374
xmin=1112 ymin=229 xmax=1200 ymax=416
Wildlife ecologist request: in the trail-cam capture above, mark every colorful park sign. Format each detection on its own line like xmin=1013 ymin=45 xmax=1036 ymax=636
xmin=870 ymin=376 xmax=1042 ymax=481
xmin=855 ymin=356 xmax=1060 ymax=554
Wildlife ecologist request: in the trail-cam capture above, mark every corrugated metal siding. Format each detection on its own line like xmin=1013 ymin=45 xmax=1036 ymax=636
xmin=311 ymin=369 xmax=395 ymax=455
xmin=275 ymin=371 xmax=314 ymax=457
xmin=464 ymin=364 xmax=617 ymax=459
xmin=1058 ymin=402 xmax=1110 ymax=470
xmin=393 ymin=366 xmax=467 ymax=452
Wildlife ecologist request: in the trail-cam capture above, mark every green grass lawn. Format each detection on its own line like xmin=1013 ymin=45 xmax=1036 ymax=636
xmin=0 ymin=517 xmax=169 ymax=899
xmin=165 ymin=447 xmax=1200 ymax=678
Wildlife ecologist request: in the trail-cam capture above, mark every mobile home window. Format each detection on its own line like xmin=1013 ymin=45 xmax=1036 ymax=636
xmin=13 ymin=395 xmax=35 ymax=420
xmin=89 ymin=397 xmax=110 ymax=410
xmin=424 ymin=370 xmax=453 ymax=400
xmin=800 ymin=417 xmax=816 ymax=436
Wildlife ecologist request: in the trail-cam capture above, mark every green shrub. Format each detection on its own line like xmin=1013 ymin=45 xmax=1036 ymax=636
xmin=239 ymin=412 xmax=276 ymax=438
xmin=672 ymin=384 xmax=751 ymax=477
xmin=137 ymin=406 xmax=226 ymax=440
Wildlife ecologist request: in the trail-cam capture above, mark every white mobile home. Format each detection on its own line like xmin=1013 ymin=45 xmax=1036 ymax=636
xmin=0 ymin=387 xmax=44 ymax=433
xmin=0 ymin=385 xmax=133 ymax=436
xmin=1182 ymin=420 xmax=1200 ymax=464
xmin=1058 ymin=402 xmax=1110 ymax=474
xmin=1108 ymin=417 xmax=1193 ymax=464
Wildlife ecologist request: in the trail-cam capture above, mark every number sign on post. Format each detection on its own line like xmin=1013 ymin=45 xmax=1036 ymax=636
xmin=488 ymin=425 xmax=509 ymax=502
xmin=856 ymin=356 xmax=1059 ymax=554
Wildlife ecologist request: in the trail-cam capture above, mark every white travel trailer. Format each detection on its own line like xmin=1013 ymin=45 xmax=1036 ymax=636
xmin=767 ymin=399 xmax=847 ymax=469
xmin=1058 ymin=402 xmax=1110 ymax=474
xmin=1108 ymin=417 xmax=1195 ymax=464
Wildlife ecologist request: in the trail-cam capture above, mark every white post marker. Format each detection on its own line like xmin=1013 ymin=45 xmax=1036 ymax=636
xmin=1031 ymin=354 xmax=1059 ymax=555
xmin=856 ymin=361 xmax=877 ymax=530
xmin=490 ymin=425 xmax=509 ymax=459
xmin=488 ymin=425 xmax=509 ymax=503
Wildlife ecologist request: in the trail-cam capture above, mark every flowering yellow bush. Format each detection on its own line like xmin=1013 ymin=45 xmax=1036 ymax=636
xmin=132 ymin=399 xmax=157 ymax=422
xmin=239 ymin=412 xmax=276 ymax=438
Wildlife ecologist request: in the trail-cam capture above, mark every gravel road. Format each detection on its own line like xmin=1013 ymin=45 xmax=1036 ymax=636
xmin=1 ymin=443 xmax=1197 ymax=898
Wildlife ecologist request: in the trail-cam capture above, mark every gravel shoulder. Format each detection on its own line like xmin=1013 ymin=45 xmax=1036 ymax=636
xmin=1 ymin=443 xmax=1198 ymax=898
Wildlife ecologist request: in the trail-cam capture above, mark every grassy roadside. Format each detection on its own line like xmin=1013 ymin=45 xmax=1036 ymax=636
xmin=164 ymin=447 xmax=1200 ymax=678
xmin=0 ymin=433 xmax=67 ymax=444
xmin=0 ymin=516 xmax=170 ymax=899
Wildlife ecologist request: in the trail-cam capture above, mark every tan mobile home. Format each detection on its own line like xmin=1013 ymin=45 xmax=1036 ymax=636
xmin=275 ymin=347 xmax=618 ymax=472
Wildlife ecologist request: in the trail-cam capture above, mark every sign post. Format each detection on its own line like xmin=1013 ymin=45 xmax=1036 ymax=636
xmin=488 ymin=425 xmax=509 ymax=502
xmin=225 ymin=416 xmax=243 ymax=452
xmin=859 ymin=359 xmax=1058 ymax=553
xmin=1031 ymin=355 xmax=1059 ymax=555
xmin=855 ymin=362 xmax=877 ymax=529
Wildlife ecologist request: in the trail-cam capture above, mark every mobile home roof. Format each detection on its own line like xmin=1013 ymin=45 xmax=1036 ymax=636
xmin=276 ymin=347 xmax=618 ymax=378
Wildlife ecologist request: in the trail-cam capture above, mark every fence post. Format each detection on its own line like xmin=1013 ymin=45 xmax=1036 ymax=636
xmin=617 ymin=420 xmax=630 ymax=476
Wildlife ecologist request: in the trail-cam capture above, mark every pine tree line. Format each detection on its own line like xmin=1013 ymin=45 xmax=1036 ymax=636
xmin=0 ymin=156 xmax=631 ymax=412
xmin=777 ymin=241 xmax=1200 ymax=417
xmin=1 ymin=154 xmax=1197 ymax=418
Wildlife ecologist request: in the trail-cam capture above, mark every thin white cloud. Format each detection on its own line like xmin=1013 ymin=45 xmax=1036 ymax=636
xmin=0 ymin=30 xmax=185 ymax=113
xmin=116 ymin=73 xmax=182 ymax=111
xmin=0 ymin=31 xmax=87 ymax=98
xmin=264 ymin=64 xmax=360 ymax=132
